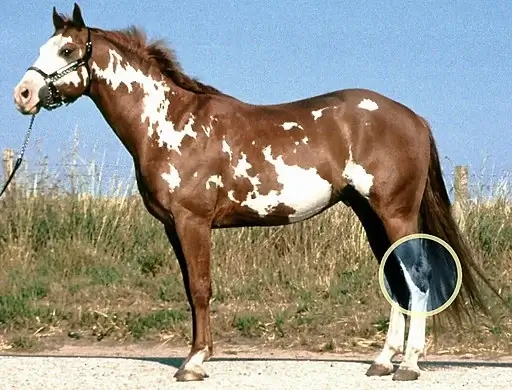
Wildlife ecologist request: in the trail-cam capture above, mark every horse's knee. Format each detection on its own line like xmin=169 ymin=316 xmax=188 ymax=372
xmin=190 ymin=277 xmax=212 ymax=307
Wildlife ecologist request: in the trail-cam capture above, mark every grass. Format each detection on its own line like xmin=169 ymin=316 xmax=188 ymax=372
xmin=0 ymin=151 xmax=511 ymax=356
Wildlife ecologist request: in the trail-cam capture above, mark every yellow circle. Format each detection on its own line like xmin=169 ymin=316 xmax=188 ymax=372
xmin=378 ymin=233 xmax=462 ymax=317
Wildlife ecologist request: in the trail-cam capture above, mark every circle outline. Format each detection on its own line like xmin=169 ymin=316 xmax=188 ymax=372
xmin=378 ymin=233 xmax=463 ymax=317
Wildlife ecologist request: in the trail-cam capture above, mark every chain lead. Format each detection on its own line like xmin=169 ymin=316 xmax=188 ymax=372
xmin=0 ymin=114 xmax=36 ymax=198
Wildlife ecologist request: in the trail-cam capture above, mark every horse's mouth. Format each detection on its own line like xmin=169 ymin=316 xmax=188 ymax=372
xmin=15 ymin=100 xmax=41 ymax=116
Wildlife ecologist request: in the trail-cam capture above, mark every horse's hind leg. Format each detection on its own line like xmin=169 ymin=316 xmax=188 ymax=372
xmin=349 ymin=186 xmax=427 ymax=380
xmin=343 ymin=188 xmax=407 ymax=377
xmin=366 ymin=304 xmax=405 ymax=376
xmin=379 ymin=214 xmax=428 ymax=381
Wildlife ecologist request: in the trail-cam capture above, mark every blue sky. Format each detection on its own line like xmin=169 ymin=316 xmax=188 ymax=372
xmin=1 ymin=1 xmax=510 ymax=194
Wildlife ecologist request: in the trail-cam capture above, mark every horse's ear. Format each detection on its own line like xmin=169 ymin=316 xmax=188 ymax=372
xmin=52 ymin=7 xmax=65 ymax=30
xmin=72 ymin=3 xmax=86 ymax=27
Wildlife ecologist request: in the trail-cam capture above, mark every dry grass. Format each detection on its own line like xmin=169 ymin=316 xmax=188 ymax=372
xmin=0 ymin=154 xmax=510 ymax=356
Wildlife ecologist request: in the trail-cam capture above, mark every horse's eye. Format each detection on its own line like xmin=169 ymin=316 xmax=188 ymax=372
xmin=60 ymin=48 xmax=73 ymax=58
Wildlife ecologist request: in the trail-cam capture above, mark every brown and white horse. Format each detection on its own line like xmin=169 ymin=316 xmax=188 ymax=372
xmin=13 ymin=3 xmax=501 ymax=382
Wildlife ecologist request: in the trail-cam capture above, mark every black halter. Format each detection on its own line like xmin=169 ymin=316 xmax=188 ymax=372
xmin=27 ymin=28 xmax=93 ymax=111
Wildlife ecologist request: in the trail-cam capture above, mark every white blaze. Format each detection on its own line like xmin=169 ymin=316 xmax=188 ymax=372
xmin=22 ymin=34 xmax=86 ymax=91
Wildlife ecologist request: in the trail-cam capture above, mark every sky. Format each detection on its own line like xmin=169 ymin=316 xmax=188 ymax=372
xmin=0 ymin=1 xmax=510 ymax=196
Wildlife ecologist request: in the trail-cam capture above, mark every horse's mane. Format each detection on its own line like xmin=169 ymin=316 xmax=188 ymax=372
xmin=59 ymin=15 xmax=227 ymax=96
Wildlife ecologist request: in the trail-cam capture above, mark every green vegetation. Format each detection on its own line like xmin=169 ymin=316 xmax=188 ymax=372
xmin=0 ymin=155 xmax=510 ymax=355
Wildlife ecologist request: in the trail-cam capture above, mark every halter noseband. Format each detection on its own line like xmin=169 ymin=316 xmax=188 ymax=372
xmin=28 ymin=28 xmax=93 ymax=111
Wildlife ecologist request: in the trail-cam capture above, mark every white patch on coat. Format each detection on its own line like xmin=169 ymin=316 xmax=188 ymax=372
xmin=240 ymin=146 xmax=332 ymax=222
xmin=161 ymin=164 xmax=181 ymax=192
xmin=22 ymin=35 xmax=86 ymax=90
xmin=92 ymin=49 xmax=197 ymax=154
xmin=193 ymin=172 xmax=198 ymax=178
xmin=202 ymin=124 xmax=212 ymax=137
xmin=206 ymin=175 xmax=223 ymax=189
xmin=155 ymin=114 xmax=197 ymax=154
xmin=281 ymin=122 xmax=304 ymax=131
xmin=232 ymin=153 xmax=261 ymax=195
xmin=252 ymin=140 xmax=256 ymax=145
xmin=301 ymin=137 xmax=309 ymax=144
xmin=227 ymin=190 xmax=238 ymax=202
xmin=342 ymin=148 xmax=374 ymax=198
xmin=311 ymin=107 xmax=328 ymax=120
xmin=233 ymin=153 xmax=253 ymax=179
xmin=222 ymin=139 xmax=233 ymax=161
xmin=358 ymin=98 xmax=379 ymax=111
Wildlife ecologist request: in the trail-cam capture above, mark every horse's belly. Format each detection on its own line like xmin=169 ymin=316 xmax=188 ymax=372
xmin=235 ymin=166 xmax=333 ymax=223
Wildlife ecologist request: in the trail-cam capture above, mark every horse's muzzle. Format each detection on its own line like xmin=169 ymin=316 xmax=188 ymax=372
xmin=13 ymin=81 xmax=41 ymax=115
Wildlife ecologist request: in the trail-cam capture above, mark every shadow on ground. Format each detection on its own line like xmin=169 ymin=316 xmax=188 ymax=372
xmin=2 ymin=354 xmax=512 ymax=371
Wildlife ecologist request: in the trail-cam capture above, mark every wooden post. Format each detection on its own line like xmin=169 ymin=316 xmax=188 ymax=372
xmin=454 ymin=165 xmax=469 ymax=204
xmin=452 ymin=165 xmax=468 ymax=227
xmin=2 ymin=148 xmax=16 ymax=196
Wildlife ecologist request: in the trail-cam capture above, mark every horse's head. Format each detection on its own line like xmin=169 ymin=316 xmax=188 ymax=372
xmin=13 ymin=3 xmax=92 ymax=115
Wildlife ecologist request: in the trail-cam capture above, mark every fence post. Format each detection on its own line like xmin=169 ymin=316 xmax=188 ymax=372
xmin=454 ymin=165 xmax=468 ymax=204
xmin=452 ymin=165 xmax=468 ymax=227
xmin=2 ymin=148 xmax=16 ymax=197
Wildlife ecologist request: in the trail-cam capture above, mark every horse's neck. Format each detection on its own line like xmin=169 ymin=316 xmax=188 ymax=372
xmin=89 ymin=47 xmax=192 ymax=160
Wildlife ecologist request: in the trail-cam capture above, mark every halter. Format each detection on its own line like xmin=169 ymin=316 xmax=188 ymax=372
xmin=27 ymin=28 xmax=93 ymax=111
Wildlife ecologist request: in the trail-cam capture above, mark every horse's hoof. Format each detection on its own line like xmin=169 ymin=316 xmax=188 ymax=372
xmin=174 ymin=367 xmax=209 ymax=382
xmin=392 ymin=367 xmax=420 ymax=381
xmin=365 ymin=362 xmax=394 ymax=376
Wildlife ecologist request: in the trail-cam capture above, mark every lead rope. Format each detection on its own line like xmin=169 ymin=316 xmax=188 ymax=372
xmin=0 ymin=114 xmax=36 ymax=198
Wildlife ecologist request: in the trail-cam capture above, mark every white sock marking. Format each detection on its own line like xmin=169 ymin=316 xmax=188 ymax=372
xmin=374 ymin=306 xmax=405 ymax=368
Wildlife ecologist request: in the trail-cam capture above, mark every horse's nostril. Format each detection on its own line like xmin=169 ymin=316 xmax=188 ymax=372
xmin=21 ymin=89 xmax=30 ymax=100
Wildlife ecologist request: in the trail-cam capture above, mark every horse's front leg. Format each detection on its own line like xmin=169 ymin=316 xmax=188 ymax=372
xmin=164 ymin=211 xmax=213 ymax=382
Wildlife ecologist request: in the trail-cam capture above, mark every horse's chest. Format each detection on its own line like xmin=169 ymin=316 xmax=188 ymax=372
xmin=134 ymin=165 xmax=175 ymax=223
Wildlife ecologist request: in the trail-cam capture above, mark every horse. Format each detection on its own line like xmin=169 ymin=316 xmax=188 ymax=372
xmin=13 ymin=3 xmax=502 ymax=382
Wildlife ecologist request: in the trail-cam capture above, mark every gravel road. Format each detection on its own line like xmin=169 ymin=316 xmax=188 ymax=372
xmin=1 ymin=346 xmax=511 ymax=389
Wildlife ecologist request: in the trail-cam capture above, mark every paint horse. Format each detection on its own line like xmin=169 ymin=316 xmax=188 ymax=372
xmin=13 ymin=3 xmax=500 ymax=382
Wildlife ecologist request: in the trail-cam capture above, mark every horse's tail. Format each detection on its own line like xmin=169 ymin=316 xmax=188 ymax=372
xmin=418 ymin=119 xmax=504 ymax=325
